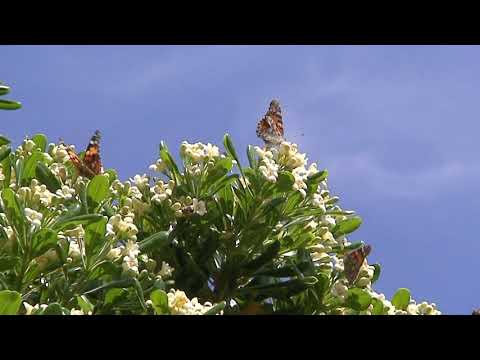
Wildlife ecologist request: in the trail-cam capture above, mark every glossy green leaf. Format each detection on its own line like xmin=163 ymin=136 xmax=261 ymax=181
xmin=84 ymin=217 xmax=107 ymax=256
xmin=104 ymin=288 xmax=128 ymax=306
xmin=392 ymin=288 xmax=411 ymax=310
xmin=150 ymin=289 xmax=170 ymax=315
xmin=246 ymin=145 xmax=257 ymax=168
xmin=1 ymin=155 xmax=11 ymax=187
xmin=0 ymin=99 xmax=22 ymax=110
xmin=203 ymin=301 xmax=226 ymax=315
xmin=0 ymin=255 xmax=18 ymax=271
xmin=0 ymin=290 xmax=21 ymax=315
xmin=345 ymin=288 xmax=372 ymax=311
xmin=35 ymin=162 xmax=61 ymax=192
xmin=1 ymin=188 xmax=25 ymax=237
xmin=31 ymin=228 xmax=58 ymax=258
xmin=86 ymin=174 xmax=110 ymax=210
xmin=0 ymin=85 xmax=10 ymax=96
xmin=206 ymin=157 xmax=233 ymax=183
xmin=51 ymin=213 xmax=104 ymax=231
xmin=77 ymin=295 xmax=94 ymax=314
xmin=21 ymin=151 xmax=44 ymax=186
xmin=223 ymin=133 xmax=241 ymax=167
xmin=0 ymin=136 xmax=10 ymax=147
xmin=239 ymin=276 xmax=318 ymax=301
xmin=42 ymin=303 xmax=65 ymax=315
xmin=371 ymin=298 xmax=385 ymax=315
xmin=371 ymin=264 xmax=381 ymax=284
xmin=104 ymin=169 xmax=118 ymax=185
xmin=138 ymin=231 xmax=170 ymax=252
xmin=332 ymin=216 xmax=362 ymax=237
xmin=32 ymin=134 xmax=47 ymax=152
xmin=276 ymin=171 xmax=295 ymax=192
xmin=242 ymin=240 xmax=281 ymax=275
xmin=0 ymin=146 xmax=11 ymax=164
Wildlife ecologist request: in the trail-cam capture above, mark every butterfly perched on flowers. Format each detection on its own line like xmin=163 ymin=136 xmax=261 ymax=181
xmin=343 ymin=243 xmax=372 ymax=285
xmin=256 ymin=99 xmax=285 ymax=147
xmin=63 ymin=130 xmax=103 ymax=179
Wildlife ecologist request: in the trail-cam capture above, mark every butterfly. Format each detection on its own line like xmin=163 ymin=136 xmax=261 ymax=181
xmin=256 ymin=99 xmax=285 ymax=147
xmin=343 ymin=243 xmax=372 ymax=285
xmin=63 ymin=130 xmax=103 ymax=179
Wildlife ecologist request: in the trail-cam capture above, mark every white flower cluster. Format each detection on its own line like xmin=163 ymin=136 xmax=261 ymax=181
xmin=255 ymin=147 xmax=279 ymax=182
xmin=171 ymin=196 xmax=207 ymax=217
xmin=180 ymin=141 xmax=221 ymax=164
xmin=151 ymin=179 xmax=175 ymax=204
xmin=17 ymin=179 xmax=55 ymax=208
xmin=255 ymin=142 xmax=318 ymax=197
xmin=106 ymin=214 xmax=139 ymax=242
xmin=167 ymin=289 xmax=220 ymax=315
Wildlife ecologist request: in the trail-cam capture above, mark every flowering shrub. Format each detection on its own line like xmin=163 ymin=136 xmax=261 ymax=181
xmin=0 ymin=129 xmax=441 ymax=315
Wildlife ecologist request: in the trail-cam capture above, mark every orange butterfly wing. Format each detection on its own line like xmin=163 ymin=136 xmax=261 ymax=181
xmin=64 ymin=130 xmax=103 ymax=179
xmin=256 ymin=99 xmax=285 ymax=146
xmin=83 ymin=130 xmax=103 ymax=176
xmin=343 ymin=244 xmax=372 ymax=284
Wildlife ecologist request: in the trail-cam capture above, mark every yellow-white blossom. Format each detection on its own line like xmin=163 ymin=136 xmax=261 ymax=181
xmin=192 ymin=198 xmax=207 ymax=216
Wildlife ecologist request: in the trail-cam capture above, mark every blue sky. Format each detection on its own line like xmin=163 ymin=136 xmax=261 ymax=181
xmin=1 ymin=45 xmax=479 ymax=314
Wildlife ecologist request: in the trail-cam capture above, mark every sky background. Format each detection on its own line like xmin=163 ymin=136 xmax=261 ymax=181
xmin=1 ymin=45 xmax=478 ymax=314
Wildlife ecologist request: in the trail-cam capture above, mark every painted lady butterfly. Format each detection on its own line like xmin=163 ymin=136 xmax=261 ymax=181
xmin=343 ymin=243 xmax=372 ymax=285
xmin=64 ymin=130 xmax=103 ymax=179
xmin=256 ymin=99 xmax=285 ymax=147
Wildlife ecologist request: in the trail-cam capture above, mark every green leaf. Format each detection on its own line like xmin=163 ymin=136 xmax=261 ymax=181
xmin=32 ymin=134 xmax=47 ymax=152
xmin=0 ymin=85 xmax=10 ymax=96
xmin=371 ymin=298 xmax=385 ymax=315
xmin=51 ymin=214 xmax=104 ymax=232
xmin=0 ymin=290 xmax=21 ymax=314
xmin=82 ymin=278 xmax=134 ymax=296
xmin=239 ymin=276 xmax=318 ymax=301
xmin=391 ymin=288 xmax=411 ymax=310
xmin=150 ymin=289 xmax=170 ymax=315
xmin=104 ymin=288 xmax=128 ymax=307
xmin=371 ymin=264 xmax=381 ymax=284
xmin=332 ymin=216 xmax=362 ymax=237
xmin=203 ymin=301 xmax=226 ymax=315
xmin=206 ymin=157 xmax=233 ymax=183
xmin=276 ymin=171 xmax=295 ymax=192
xmin=104 ymin=169 xmax=118 ymax=185
xmin=206 ymin=174 xmax=239 ymax=198
xmin=1 ymin=188 xmax=25 ymax=237
xmin=86 ymin=174 xmax=110 ymax=210
xmin=246 ymin=145 xmax=257 ymax=168
xmin=0 ymin=255 xmax=18 ymax=271
xmin=133 ymin=278 xmax=147 ymax=312
xmin=138 ymin=231 xmax=170 ymax=252
xmin=242 ymin=240 xmax=281 ymax=275
xmin=345 ymin=288 xmax=372 ymax=311
xmin=0 ymin=135 xmax=11 ymax=147
xmin=84 ymin=217 xmax=107 ymax=256
xmin=0 ymin=146 xmax=11 ymax=163
xmin=35 ymin=162 xmax=62 ymax=192
xmin=77 ymin=295 xmax=94 ymax=314
xmin=223 ymin=133 xmax=241 ymax=168
xmin=21 ymin=151 xmax=44 ymax=186
xmin=42 ymin=303 xmax=65 ymax=315
xmin=1 ymin=155 xmax=11 ymax=187
xmin=0 ymin=99 xmax=22 ymax=110
xmin=307 ymin=169 xmax=328 ymax=183
xmin=31 ymin=228 xmax=58 ymax=258
xmin=160 ymin=148 xmax=181 ymax=183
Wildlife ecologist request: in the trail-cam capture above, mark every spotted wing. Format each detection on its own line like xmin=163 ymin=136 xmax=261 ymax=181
xmin=256 ymin=99 xmax=285 ymax=146
xmin=83 ymin=130 xmax=103 ymax=176
xmin=343 ymin=244 xmax=372 ymax=284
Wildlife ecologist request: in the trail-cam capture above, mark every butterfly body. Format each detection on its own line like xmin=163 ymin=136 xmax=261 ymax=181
xmin=343 ymin=244 xmax=372 ymax=285
xmin=256 ymin=99 xmax=285 ymax=147
xmin=65 ymin=130 xmax=103 ymax=179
